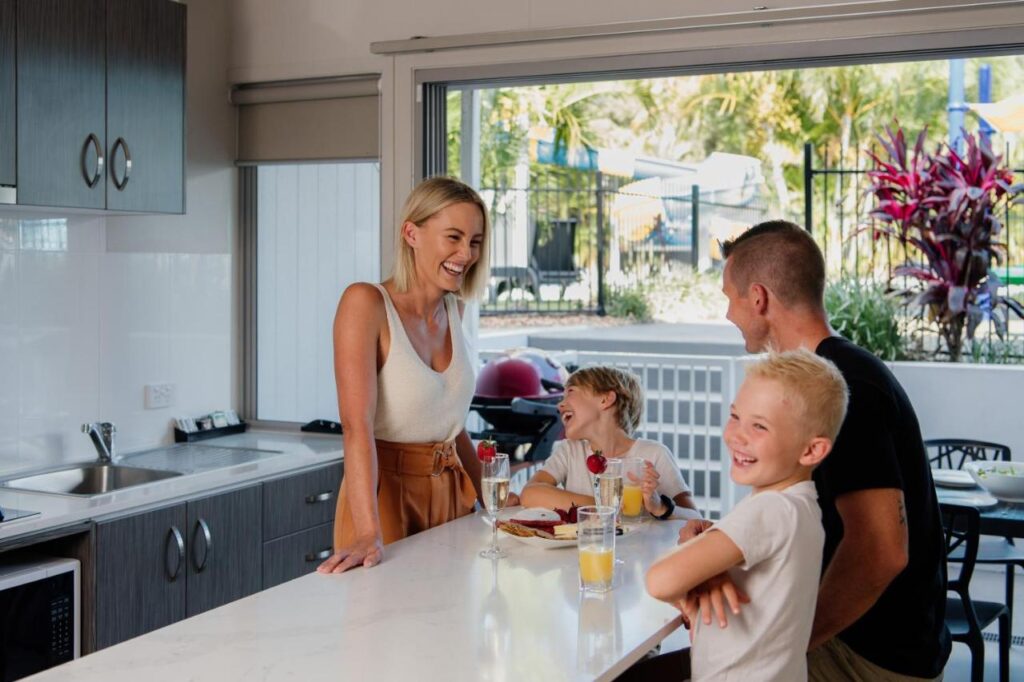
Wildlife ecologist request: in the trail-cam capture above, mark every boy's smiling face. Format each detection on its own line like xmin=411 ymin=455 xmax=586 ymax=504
xmin=557 ymin=384 xmax=608 ymax=441
xmin=724 ymin=375 xmax=830 ymax=492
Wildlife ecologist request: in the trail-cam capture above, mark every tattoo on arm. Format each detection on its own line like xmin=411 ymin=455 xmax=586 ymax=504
xmin=897 ymin=500 xmax=907 ymax=526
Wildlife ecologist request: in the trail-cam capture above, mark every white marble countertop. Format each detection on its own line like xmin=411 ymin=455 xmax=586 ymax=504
xmin=29 ymin=510 xmax=689 ymax=682
xmin=0 ymin=430 xmax=344 ymax=544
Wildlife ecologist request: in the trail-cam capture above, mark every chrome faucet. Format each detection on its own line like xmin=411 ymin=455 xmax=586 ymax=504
xmin=82 ymin=422 xmax=118 ymax=463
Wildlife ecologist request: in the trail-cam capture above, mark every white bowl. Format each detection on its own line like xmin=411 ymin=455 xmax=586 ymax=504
xmin=965 ymin=462 xmax=1024 ymax=503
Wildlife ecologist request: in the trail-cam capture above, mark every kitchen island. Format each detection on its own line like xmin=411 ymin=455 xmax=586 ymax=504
xmin=28 ymin=510 xmax=689 ymax=681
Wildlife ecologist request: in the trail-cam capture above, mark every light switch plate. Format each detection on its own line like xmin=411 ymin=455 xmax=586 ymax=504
xmin=144 ymin=383 xmax=175 ymax=409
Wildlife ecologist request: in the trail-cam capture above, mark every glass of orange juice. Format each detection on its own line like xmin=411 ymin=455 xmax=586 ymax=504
xmin=578 ymin=505 xmax=616 ymax=593
xmin=620 ymin=458 xmax=646 ymax=519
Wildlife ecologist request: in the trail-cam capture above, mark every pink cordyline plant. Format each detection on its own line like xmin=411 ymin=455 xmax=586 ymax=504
xmin=865 ymin=124 xmax=1024 ymax=361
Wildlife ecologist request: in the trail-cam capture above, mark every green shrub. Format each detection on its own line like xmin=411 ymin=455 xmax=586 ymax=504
xmin=825 ymin=281 xmax=906 ymax=361
xmin=605 ymin=284 xmax=651 ymax=321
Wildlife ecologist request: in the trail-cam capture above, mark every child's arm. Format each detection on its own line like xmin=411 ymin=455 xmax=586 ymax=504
xmin=646 ymin=529 xmax=744 ymax=604
xmin=520 ymin=470 xmax=595 ymax=508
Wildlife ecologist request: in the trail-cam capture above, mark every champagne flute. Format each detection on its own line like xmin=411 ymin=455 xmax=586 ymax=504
xmin=595 ymin=459 xmax=624 ymax=519
xmin=480 ymin=453 xmax=510 ymax=559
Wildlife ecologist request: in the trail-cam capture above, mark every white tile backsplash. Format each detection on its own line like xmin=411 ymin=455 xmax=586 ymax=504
xmin=0 ymin=215 xmax=233 ymax=478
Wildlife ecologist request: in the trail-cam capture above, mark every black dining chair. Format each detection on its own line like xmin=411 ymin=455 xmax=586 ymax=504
xmin=940 ymin=503 xmax=1010 ymax=682
xmin=925 ymin=439 xmax=1024 ymax=631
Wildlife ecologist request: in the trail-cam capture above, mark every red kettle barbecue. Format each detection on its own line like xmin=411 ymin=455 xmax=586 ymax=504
xmin=469 ymin=349 xmax=572 ymax=464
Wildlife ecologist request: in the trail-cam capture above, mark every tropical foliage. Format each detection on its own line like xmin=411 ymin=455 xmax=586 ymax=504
xmin=824 ymin=280 xmax=906 ymax=361
xmin=865 ymin=126 xmax=1024 ymax=361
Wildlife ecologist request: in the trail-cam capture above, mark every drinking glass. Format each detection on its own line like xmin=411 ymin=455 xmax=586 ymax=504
xmin=620 ymin=457 xmax=646 ymax=519
xmin=595 ymin=459 xmax=623 ymax=517
xmin=480 ymin=453 xmax=510 ymax=559
xmin=578 ymin=505 xmax=616 ymax=593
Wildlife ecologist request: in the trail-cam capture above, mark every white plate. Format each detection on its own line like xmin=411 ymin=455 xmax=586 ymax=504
xmin=492 ymin=507 xmax=636 ymax=550
xmin=931 ymin=469 xmax=977 ymax=489
xmin=935 ymin=488 xmax=1000 ymax=509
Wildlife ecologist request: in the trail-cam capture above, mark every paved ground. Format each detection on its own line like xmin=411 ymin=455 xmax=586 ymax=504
xmin=479 ymin=319 xmax=746 ymax=356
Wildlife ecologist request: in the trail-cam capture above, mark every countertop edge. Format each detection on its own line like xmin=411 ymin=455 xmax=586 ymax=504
xmin=0 ymin=430 xmax=344 ymax=547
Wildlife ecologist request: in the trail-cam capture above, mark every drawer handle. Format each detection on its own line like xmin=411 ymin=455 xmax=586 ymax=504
xmin=192 ymin=518 xmax=212 ymax=573
xmin=165 ymin=526 xmax=185 ymax=581
xmin=305 ymin=547 xmax=333 ymax=562
xmin=305 ymin=491 xmax=332 ymax=504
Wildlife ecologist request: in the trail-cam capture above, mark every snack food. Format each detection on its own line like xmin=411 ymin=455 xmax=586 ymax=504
xmin=476 ymin=439 xmax=497 ymax=462
xmin=586 ymin=451 xmax=607 ymax=474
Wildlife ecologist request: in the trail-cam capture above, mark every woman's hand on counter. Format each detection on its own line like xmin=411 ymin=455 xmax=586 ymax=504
xmin=317 ymin=535 xmax=384 ymax=574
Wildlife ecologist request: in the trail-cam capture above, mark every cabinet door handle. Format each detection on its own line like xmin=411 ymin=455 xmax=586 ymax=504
xmin=111 ymin=137 xmax=132 ymax=190
xmin=192 ymin=518 xmax=212 ymax=573
xmin=305 ymin=547 xmax=333 ymax=562
xmin=81 ymin=134 xmax=104 ymax=188
xmin=165 ymin=526 xmax=185 ymax=581
xmin=305 ymin=491 xmax=332 ymax=504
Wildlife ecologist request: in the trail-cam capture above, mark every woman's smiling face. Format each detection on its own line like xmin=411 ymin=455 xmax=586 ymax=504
xmin=406 ymin=202 xmax=484 ymax=293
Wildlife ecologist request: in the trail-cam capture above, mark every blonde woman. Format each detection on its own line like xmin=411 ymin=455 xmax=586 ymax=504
xmin=318 ymin=177 xmax=510 ymax=574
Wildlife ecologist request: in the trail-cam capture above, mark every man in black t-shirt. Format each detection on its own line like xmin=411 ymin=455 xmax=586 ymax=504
xmin=681 ymin=220 xmax=950 ymax=680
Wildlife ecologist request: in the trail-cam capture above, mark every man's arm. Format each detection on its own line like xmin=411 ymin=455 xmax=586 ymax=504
xmin=809 ymin=487 xmax=908 ymax=650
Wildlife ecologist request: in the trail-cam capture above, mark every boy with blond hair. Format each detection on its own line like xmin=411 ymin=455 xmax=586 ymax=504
xmin=521 ymin=365 xmax=697 ymax=518
xmin=643 ymin=349 xmax=848 ymax=681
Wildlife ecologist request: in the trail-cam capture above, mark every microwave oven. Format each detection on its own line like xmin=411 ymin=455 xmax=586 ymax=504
xmin=0 ymin=555 xmax=80 ymax=681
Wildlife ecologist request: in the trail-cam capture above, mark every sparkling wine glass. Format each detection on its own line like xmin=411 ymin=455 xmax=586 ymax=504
xmin=595 ymin=459 xmax=623 ymax=518
xmin=480 ymin=453 xmax=510 ymax=559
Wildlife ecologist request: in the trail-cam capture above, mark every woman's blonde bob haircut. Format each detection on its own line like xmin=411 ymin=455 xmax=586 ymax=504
xmin=391 ymin=176 xmax=491 ymax=300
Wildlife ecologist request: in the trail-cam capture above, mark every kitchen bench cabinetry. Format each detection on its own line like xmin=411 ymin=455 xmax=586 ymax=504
xmin=262 ymin=463 xmax=343 ymax=589
xmin=95 ymin=485 xmax=262 ymax=649
xmin=11 ymin=0 xmax=184 ymax=212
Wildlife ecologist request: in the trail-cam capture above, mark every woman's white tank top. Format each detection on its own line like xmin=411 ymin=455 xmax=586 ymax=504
xmin=371 ymin=284 xmax=476 ymax=443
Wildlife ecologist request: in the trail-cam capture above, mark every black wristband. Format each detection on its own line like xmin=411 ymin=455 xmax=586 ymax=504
xmin=655 ymin=494 xmax=675 ymax=520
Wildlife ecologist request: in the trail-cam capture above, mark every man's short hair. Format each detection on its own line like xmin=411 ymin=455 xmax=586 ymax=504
xmin=566 ymin=366 xmax=644 ymax=434
xmin=745 ymin=349 xmax=849 ymax=441
xmin=721 ymin=220 xmax=826 ymax=309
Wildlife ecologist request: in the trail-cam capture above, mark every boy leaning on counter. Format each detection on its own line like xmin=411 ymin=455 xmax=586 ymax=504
xmin=636 ymin=349 xmax=849 ymax=682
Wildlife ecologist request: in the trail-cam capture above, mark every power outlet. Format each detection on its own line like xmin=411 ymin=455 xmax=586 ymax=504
xmin=144 ymin=383 xmax=176 ymax=409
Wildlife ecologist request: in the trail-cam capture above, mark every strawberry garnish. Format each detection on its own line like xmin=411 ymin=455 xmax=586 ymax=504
xmin=586 ymin=450 xmax=607 ymax=475
xmin=476 ymin=439 xmax=497 ymax=462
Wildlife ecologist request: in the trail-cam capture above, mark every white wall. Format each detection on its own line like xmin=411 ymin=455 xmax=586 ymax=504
xmin=891 ymin=362 xmax=1024 ymax=463
xmin=0 ymin=0 xmax=236 ymax=477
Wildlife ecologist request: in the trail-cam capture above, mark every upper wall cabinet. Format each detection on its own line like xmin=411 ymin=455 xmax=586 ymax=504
xmin=0 ymin=0 xmax=14 ymax=189
xmin=106 ymin=0 xmax=185 ymax=213
xmin=12 ymin=0 xmax=185 ymax=213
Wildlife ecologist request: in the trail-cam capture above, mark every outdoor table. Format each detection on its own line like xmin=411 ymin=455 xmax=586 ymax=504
xmin=936 ymin=487 xmax=1024 ymax=538
xmin=31 ymin=509 xmax=688 ymax=682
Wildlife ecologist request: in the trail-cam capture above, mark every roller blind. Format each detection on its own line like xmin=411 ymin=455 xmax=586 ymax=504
xmin=234 ymin=76 xmax=380 ymax=163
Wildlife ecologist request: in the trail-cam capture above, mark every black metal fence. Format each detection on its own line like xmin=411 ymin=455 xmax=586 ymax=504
xmin=804 ymin=140 xmax=1024 ymax=359
xmin=481 ymin=168 xmax=768 ymax=315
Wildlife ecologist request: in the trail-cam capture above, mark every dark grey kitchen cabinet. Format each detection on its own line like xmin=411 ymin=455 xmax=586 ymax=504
xmin=185 ymin=485 xmax=263 ymax=617
xmin=95 ymin=484 xmax=262 ymax=649
xmin=95 ymin=504 xmax=187 ymax=649
xmin=12 ymin=0 xmax=184 ymax=213
xmin=262 ymin=522 xmax=334 ymax=590
xmin=0 ymin=0 xmax=14 ymax=188
xmin=261 ymin=463 xmax=343 ymax=588
xmin=105 ymin=0 xmax=185 ymax=213
xmin=262 ymin=463 xmax=343 ymax=540
xmin=16 ymin=0 xmax=107 ymax=209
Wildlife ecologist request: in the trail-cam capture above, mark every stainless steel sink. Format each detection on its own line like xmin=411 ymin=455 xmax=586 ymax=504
xmin=2 ymin=463 xmax=183 ymax=496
